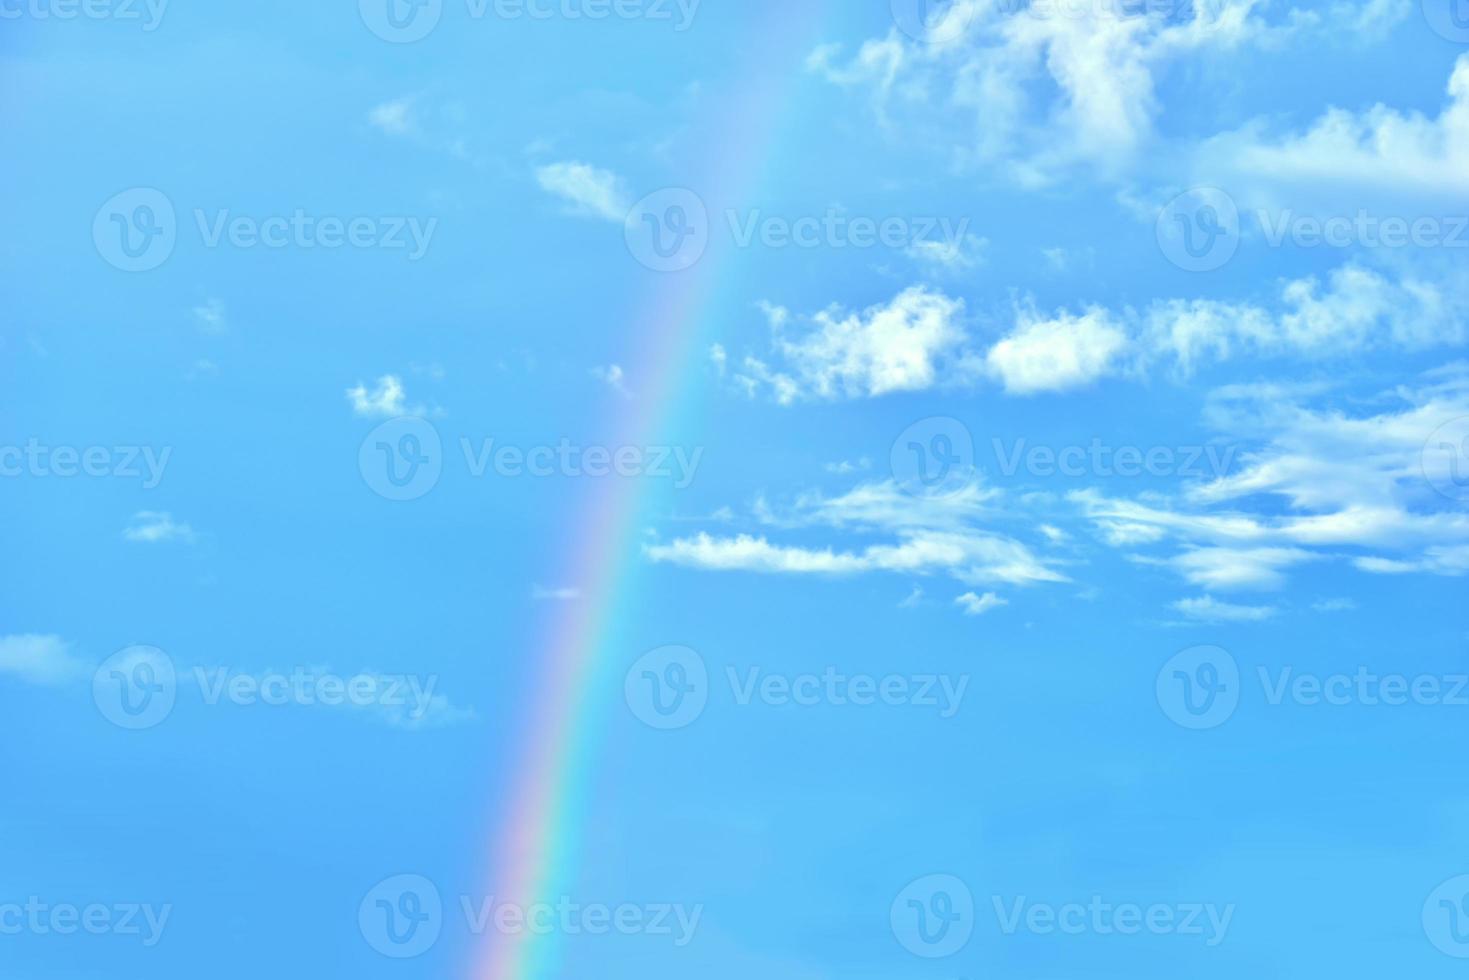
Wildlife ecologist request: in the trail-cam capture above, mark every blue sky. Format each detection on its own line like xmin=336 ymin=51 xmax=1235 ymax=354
xmin=5 ymin=0 xmax=1469 ymax=977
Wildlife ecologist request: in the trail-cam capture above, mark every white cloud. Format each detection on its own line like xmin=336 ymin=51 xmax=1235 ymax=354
xmin=192 ymin=298 xmax=226 ymax=334
xmin=729 ymin=287 xmax=972 ymax=402
xmin=369 ymin=97 xmax=416 ymax=136
xmin=0 ymin=634 xmax=86 ymax=686
xmin=986 ymin=306 xmax=1131 ymax=394
xmin=646 ymin=529 xmax=1066 ymax=587
xmin=647 ymin=477 xmax=1064 ymax=595
xmin=123 ymin=511 xmax=196 ymax=544
xmin=535 ymin=161 xmax=630 ymax=222
xmin=592 ymin=364 xmax=631 ymax=398
xmin=808 ymin=0 xmax=1279 ymax=184
xmin=728 ymin=257 xmax=1465 ymax=404
xmin=906 ymin=233 xmax=988 ymax=272
xmin=825 ymin=457 xmax=873 ymax=475
xmin=347 ymin=375 xmax=409 ymax=417
xmin=811 ymin=0 xmax=1404 ymax=184
xmin=1172 ymin=595 xmax=1278 ymax=622
xmin=956 ymin=591 xmax=1008 ymax=615
xmin=1073 ymin=368 xmax=1469 ymax=591
xmin=1144 ymin=263 xmax=1469 ymax=372
xmin=1312 ymin=597 xmax=1357 ymax=612
xmin=1216 ymin=54 xmax=1469 ymax=197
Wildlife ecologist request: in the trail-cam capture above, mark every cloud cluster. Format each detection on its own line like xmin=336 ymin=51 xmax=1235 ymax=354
xmin=810 ymin=0 xmax=1409 ymax=184
xmin=1072 ymin=369 xmax=1469 ymax=593
xmin=724 ymin=260 xmax=1468 ymax=400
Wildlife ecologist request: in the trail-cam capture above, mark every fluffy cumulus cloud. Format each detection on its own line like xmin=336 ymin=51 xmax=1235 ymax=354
xmin=956 ymin=591 xmax=1008 ymax=615
xmin=1212 ymin=53 xmax=1469 ymax=197
xmin=534 ymin=161 xmax=630 ymax=222
xmin=729 ymin=287 xmax=973 ymax=402
xmin=986 ymin=306 xmax=1131 ymax=394
xmin=728 ymin=259 xmax=1469 ymax=402
xmin=347 ymin=375 xmax=409 ymax=417
xmin=811 ymin=0 xmax=1408 ymax=184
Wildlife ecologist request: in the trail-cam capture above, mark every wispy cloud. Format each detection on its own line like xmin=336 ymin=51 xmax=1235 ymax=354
xmin=347 ymin=375 xmax=409 ymax=418
xmin=0 ymin=634 xmax=86 ymax=686
xmin=1172 ymin=595 xmax=1279 ymax=623
xmin=124 ymin=512 xmax=196 ymax=545
xmin=535 ymin=161 xmax=629 ymax=222
xmin=956 ymin=591 xmax=1008 ymax=616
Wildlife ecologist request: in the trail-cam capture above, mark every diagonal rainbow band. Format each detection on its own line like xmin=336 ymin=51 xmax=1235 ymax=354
xmin=477 ymin=7 xmax=836 ymax=978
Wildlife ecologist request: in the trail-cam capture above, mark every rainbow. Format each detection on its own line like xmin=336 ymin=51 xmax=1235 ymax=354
xmin=477 ymin=7 xmax=837 ymax=978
